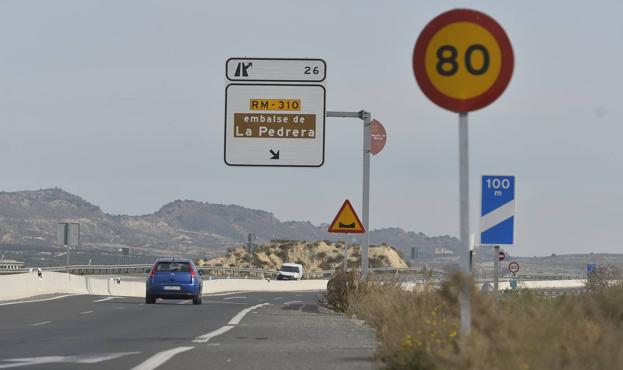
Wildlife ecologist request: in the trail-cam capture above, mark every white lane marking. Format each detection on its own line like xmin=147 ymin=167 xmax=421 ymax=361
xmin=295 ymin=294 xmax=302 ymax=297
xmin=115 ymin=306 xmax=126 ymax=310
xmin=202 ymin=300 xmax=246 ymax=305
xmin=193 ymin=303 xmax=270 ymax=344
xmin=0 ymin=294 xmax=82 ymax=306
xmin=228 ymin=303 xmax=270 ymax=325
xmin=177 ymin=300 xmax=192 ymax=305
xmin=93 ymin=297 xmax=120 ymax=303
xmin=283 ymin=300 xmax=303 ymax=305
xmin=30 ymin=321 xmax=51 ymax=326
xmin=202 ymin=292 xmax=245 ymax=297
xmin=192 ymin=325 xmax=235 ymax=343
xmin=273 ymin=296 xmax=283 ymax=300
xmin=0 ymin=352 xmax=139 ymax=369
xmin=130 ymin=346 xmax=194 ymax=370
xmin=223 ymin=296 xmax=246 ymax=300
xmin=80 ymin=311 xmax=94 ymax=314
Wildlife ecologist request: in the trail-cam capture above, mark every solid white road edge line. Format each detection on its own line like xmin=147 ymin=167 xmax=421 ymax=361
xmin=192 ymin=325 xmax=235 ymax=343
xmin=177 ymin=300 xmax=192 ymax=305
xmin=223 ymin=296 xmax=247 ymax=300
xmin=193 ymin=302 xmax=270 ymax=343
xmin=93 ymin=297 xmax=120 ymax=303
xmin=227 ymin=303 xmax=270 ymax=325
xmin=202 ymin=291 xmax=246 ymax=297
xmin=0 ymin=294 xmax=82 ymax=306
xmin=129 ymin=347 xmax=194 ymax=370
xmin=30 ymin=321 xmax=51 ymax=326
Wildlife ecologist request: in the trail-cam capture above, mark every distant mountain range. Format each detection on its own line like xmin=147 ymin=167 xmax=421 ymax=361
xmin=0 ymin=188 xmax=461 ymax=258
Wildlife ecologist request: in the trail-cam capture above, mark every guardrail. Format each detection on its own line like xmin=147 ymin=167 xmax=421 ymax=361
xmin=1 ymin=264 xmax=584 ymax=282
xmin=0 ymin=264 xmax=449 ymax=282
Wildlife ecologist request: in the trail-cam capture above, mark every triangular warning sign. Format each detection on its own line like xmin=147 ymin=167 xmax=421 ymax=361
xmin=328 ymin=200 xmax=365 ymax=234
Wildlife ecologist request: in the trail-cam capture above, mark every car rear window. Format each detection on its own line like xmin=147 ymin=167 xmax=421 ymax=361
xmin=155 ymin=262 xmax=191 ymax=272
xmin=280 ymin=265 xmax=300 ymax=273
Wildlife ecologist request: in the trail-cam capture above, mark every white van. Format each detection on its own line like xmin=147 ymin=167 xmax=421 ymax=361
xmin=277 ymin=263 xmax=304 ymax=280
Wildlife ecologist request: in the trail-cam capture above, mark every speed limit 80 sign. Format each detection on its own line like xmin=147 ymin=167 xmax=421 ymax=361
xmin=413 ymin=9 xmax=513 ymax=112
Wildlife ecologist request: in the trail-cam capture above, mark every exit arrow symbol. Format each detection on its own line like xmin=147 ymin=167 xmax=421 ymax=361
xmin=269 ymin=150 xmax=280 ymax=160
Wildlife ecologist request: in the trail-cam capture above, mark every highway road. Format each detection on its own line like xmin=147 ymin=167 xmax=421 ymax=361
xmin=0 ymin=291 xmax=376 ymax=370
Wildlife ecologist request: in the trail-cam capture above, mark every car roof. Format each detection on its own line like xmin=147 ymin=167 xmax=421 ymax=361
xmin=155 ymin=257 xmax=193 ymax=264
xmin=282 ymin=263 xmax=302 ymax=267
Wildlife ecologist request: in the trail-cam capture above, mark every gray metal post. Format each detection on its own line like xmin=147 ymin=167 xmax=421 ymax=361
xmin=458 ymin=112 xmax=471 ymax=335
xmin=66 ymin=244 xmax=70 ymax=272
xmin=325 ymin=110 xmax=371 ymax=279
xmin=343 ymin=238 xmax=348 ymax=271
xmin=361 ymin=111 xmax=371 ymax=278
xmin=494 ymin=245 xmax=500 ymax=303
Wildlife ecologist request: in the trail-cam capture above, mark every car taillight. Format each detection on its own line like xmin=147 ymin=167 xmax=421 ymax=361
xmin=190 ymin=269 xmax=196 ymax=279
xmin=149 ymin=266 xmax=156 ymax=278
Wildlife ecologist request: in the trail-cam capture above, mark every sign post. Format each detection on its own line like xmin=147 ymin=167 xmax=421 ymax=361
xmin=328 ymin=200 xmax=365 ymax=272
xmin=57 ymin=223 xmax=79 ymax=272
xmin=413 ymin=9 xmax=514 ymax=335
xmin=325 ymin=111 xmax=373 ymax=277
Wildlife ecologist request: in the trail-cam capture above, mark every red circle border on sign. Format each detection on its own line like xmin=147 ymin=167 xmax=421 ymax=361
xmin=413 ymin=9 xmax=514 ymax=113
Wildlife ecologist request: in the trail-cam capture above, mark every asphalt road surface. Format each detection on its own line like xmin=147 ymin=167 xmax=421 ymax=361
xmin=0 ymin=291 xmax=376 ymax=370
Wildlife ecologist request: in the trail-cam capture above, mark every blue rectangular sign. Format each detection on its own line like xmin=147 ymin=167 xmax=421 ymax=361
xmin=587 ymin=263 xmax=597 ymax=274
xmin=480 ymin=175 xmax=516 ymax=245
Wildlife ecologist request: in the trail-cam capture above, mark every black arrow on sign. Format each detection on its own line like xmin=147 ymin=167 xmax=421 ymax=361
xmin=269 ymin=150 xmax=280 ymax=160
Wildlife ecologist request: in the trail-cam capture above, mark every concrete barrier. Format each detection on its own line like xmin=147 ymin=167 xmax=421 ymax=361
xmin=203 ymin=278 xmax=328 ymax=294
xmin=0 ymin=271 xmax=328 ymax=301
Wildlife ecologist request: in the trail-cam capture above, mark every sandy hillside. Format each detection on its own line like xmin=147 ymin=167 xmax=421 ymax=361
xmin=199 ymin=241 xmax=408 ymax=272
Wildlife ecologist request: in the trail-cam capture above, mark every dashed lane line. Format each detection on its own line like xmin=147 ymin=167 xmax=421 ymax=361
xmin=177 ymin=300 xmax=192 ymax=305
xmin=283 ymin=300 xmax=303 ymax=305
xmin=80 ymin=311 xmax=94 ymax=314
xmin=223 ymin=296 xmax=246 ymax=300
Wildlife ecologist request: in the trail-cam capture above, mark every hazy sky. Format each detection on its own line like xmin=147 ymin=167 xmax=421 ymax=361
xmin=1 ymin=1 xmax=622 ymax=256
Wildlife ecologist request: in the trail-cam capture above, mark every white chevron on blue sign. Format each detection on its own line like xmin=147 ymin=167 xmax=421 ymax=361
xmin=480 ymin=175 xmax=516 ymax=245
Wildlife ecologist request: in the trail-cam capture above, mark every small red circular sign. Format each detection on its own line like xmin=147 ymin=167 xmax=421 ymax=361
xmin=370 ymin=119 xmax=387 ymax=156
xmin=413 ymin=9 xmax=514 ymax=112
xmin=509 ymin=261 xmax=520 ymax=273
xmin=498 ymin=251 xmax=506 ymax=261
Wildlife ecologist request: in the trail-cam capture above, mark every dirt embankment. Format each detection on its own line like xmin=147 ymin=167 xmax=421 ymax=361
xmin=199 ymin=241 xmax=407 ymax=272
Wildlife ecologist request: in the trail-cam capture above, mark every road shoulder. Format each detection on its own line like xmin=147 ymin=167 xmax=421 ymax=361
xmin=184 ymin=295 xmax=378 ymax=370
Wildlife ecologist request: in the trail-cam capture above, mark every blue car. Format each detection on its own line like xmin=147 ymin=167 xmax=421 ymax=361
xmin=146 ymin=258 xmax=202 ymax=305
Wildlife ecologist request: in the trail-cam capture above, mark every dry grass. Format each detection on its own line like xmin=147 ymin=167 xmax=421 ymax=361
xmin=332 ymin=271 xmax=623 ymax=370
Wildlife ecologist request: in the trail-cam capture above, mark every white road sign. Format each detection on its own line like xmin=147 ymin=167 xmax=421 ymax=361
xmin=225 ymin=83 xmax=326 ymax=167
xmin=226 ymin=58 xmax=326 ymax=82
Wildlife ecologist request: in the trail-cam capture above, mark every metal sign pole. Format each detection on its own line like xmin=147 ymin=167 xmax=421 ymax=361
xmin=361 ymin=112 xmax=371 ymax=278
xmin=458 ymin=112 xmax=471 ymax=335
xmin=494 ymin=245 xmax=500 ymax=304
xmin=343 ymin=237 xmax=348 ymax=271
xmin=326 ymin=110 xmax=371 ymax=279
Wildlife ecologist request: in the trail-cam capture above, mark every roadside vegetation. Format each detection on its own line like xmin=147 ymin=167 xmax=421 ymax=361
xmin=326 ymin=265 xmax=623 ymax=370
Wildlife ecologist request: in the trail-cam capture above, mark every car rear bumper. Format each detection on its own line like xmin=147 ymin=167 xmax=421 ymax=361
xmin=146 ymin=283 xmax=201 ymax=298
xmin=277 ymin=274 xmax=299 ymax=280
